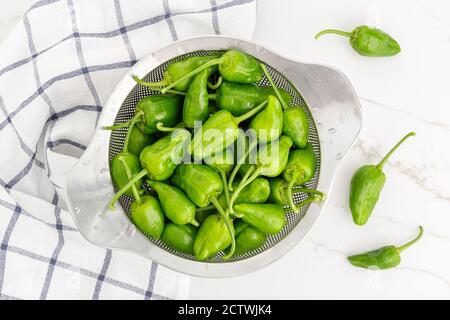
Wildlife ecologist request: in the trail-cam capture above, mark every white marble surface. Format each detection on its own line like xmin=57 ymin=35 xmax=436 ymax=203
xmin=1 ymin=0 xmax=449 ymax=299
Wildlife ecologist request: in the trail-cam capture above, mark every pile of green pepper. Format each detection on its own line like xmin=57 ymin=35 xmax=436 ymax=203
xmin=106 ymin=49 xmax=325 ymax=261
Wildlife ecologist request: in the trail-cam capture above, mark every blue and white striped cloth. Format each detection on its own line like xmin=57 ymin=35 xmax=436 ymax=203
xmin=0 ymin=0 xmax=256 ymax=300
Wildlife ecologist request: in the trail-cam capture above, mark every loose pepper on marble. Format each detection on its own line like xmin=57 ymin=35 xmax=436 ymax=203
xmin=161 ymin=50 xmax=263 ymax=93
xmin=315 ymin=26 xmax=401 ymax=57
xmin=350 ymin=132 xmax=415 ymax=225
xmin=348 ymin=226 xmax=423 ymax=269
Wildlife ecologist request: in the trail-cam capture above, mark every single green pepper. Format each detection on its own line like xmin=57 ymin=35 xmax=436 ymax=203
xmin=147 ymin=180 xmax=199 ymax=227
xmin=209 ymin=81 xmax=293 ymax=117
xmin=268 ymin=178 xmax=325 ymax=211
xmin=348 ymin=226 xmax=423 ymax=270
xmin=133 ymin=54 xmax=221 ymax=91
xmin=183 ymin=66 xmax=217 ymax=127
xmin=130 ymin=195 xmax=165 ymax=238
xmin=189 ymin=100 xmax=268 ymax=160
xmin=350 ymin=132 xmax=415 ymax=225
xmin=105 ymin=95 xmax=183 ymax=135
xmin=249 ymin=95 xmax=283 ymax=143
xmin=219 ymin=178 xmax=270 ymax=207
xmin=233 ymin=203 xmax=286 ymax=235
xmin=127 ymin=126 xmax=154 ymax=156
xmin=161 ymin=222 xmax=197 ymax=254
xmin=193 ymin=214 xmax=233 ymax=261
xmin=109 ymin=129 xmax=191 ymax=208
xmin=171 ymin=164 xmax=236 ymax=258
xmin=281 ymin=143 xmax=324 ymax=212
xmin=161 ymin=50 xmax=263 ymax=93
xmin=228 ymin=136 xmax=293 ymax=213
xmin=315 ymin=26 xmax=401 ymax=57
xmin=261 ymin=64 xmax=309 ymax=149
xmin=233 ymin=220 xmax=267 ymax=256
xmin=204 ymin=148 xmax=234 ymax=209
xmin=109 ymin=111 xmax=145 ymax=198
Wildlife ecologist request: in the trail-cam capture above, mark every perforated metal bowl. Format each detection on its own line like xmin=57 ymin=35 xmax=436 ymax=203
xmin=65 ymin=36 xmax=362 ymax=277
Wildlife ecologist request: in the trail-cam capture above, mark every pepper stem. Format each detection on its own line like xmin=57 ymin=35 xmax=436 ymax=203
xmin=210 ymin=197 xmax=235 ymax=260
xmin=377 ymin=132 xmax=416 ymax=170
xmin=208 ymin=93 xmax=217 ymax=101
xmin=118 ymin=156 xmax=141 ymax=205
xmin=132 ymin=75 xmax=186 ymax=95
xmin=295 ymin=187 xmax=326 ymax=201
xmin=234 ymin=100 xmax=268 ymax=124
xmin=103 ymin=119 xmax=133 ymax=131
xmin=397 ymin=226 xmax=424 ymax=253
xmin=207 ymin=76 xmax=222 ymax=90
xmin=314 ymin=29 xmax=353 ymax=39
xmin=228 ymin=139 xmax=258 ymax=191
xmin=286 ymin=173 xmax=300 ymax=213
xmin=123 ymin=111 xmax=144 ymax=152
xmin=291 ymin=196 xmax=322 ymax=213
xmin=161 ymin=57 xmax=224 ymax=94
xmin=156 ymin=122 xmax=179 ymax=132
xmin=131 ymin=74 xmax=170 ymax=88
xmin=109 ymin=169 xmax=148 ymax=210
xmin=260 ymin=64 xmax=289 ymax=110
xmin=228 ymin=168 xmax=262 ymax=216
xmin=219 ymin=171 xmax=231 ymax=210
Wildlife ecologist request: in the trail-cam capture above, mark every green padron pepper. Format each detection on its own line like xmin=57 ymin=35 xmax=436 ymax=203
xmin=147 ymin=180 xmax=199 ymax=226
xmin=261 ymin=64 xmax=309 ymax=149
xmin=130 ymin=195 xmax=165 ymax=239
xmin=161 ymin=50 xmax=263 ymax=93
xmin=109 ymin=110 xmax=145 ymax=198
xmin=161 ymin=222 xmax=197 ymax=254
xmin=219 ymin=178 xmax=270 ymax=208
xmin=348 ymin=226 xmax=423 ymax=270
xmin=233 ymin=220 xmax=267 ymax=256
xmin=133 ymin=54 xmax=221 ymax=91
xmin=183 ymin=66 xmax=217 ymax=127
xmin=233 ymin=203 xmax=286 ymax=235
xmin=204 ymin=148 xmax=234 ymax=209
xmin=315 ymin=26 xmax=401 ymax=57
xmin=193 ymin=214 xmax=232 ymax=261
xmin=249 ymin=95 xmax=283 ymax=143
xmin=189 ymin=100 xmax=268 ymax=160
xmin=171 ymin=164 xmax=236 ymax=259
xmin=109 ymin=129 xmax=191 ymax=208
xmin=350 ymin=132 xmax=415 ymax=225
xmin=127 ymin=126 xmax=154 ymax=156
xmin=209 ymin=81 xmax=293 ymax=117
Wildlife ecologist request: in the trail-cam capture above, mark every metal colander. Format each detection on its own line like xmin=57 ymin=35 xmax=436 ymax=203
xmin=107 ymin=50 xmax=321 ymax=263
xmin=66 ymin=36 xmax=362 ymax=277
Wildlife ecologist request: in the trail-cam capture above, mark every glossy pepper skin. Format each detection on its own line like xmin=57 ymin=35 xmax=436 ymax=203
xmin=348 ymin=226 xmax=423 ymax=270
xmin=233 ymin=220 xmax=267 ymax=256
xmin=190 ymin=101 xmax=267 ymax=159
xmin=283 ymin=143 xmax=316 ymax=184
xmin=315 ymin=26 xmax=401 ymax=57
xmin=183 ymin=66 xmax=217 ymax=127
xmin=220 ymin=178 xmax=270 ymax=207
xmin=249 ymin=95 xmax=283 ymax=143
xmin=350 ymin=132 xmax=415 ymax=225
xmin=110 ymin=153 xmax=142 ymax=197
xmin=161 ymin=223 xmax=197 ymax=254
xmin=139 ymin=129 xmax=191 ymax=181
xmin=161 ymin=50 xmax=263 ymax=94
xmin=260 ymin=64 xmax=309 ymax=149
xmin=211 ymin=81 xmax=293 ymax=117
xmin=193 ymin=214 xmax=232 ymax=261
xmin=134 ymin=55 xmax=221 ymax=91
xmin=147 ymin=180 xmax=199 ymax=226
xmin=127 ymin=126 xmax=153 ymax=156
xmin=171 ymin=164 xmax=223 ymax=208
xmin=130 ymin=195 xmax=165 ymax=238
xmin=135 ymin=95 xmax=183 ymax=134
xmin=233 ymin=203 xmax=286 ymax=235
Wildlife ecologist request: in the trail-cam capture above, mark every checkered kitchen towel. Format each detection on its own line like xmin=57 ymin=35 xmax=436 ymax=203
xmin=0 ymin=0 xmax=256 ymax=300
